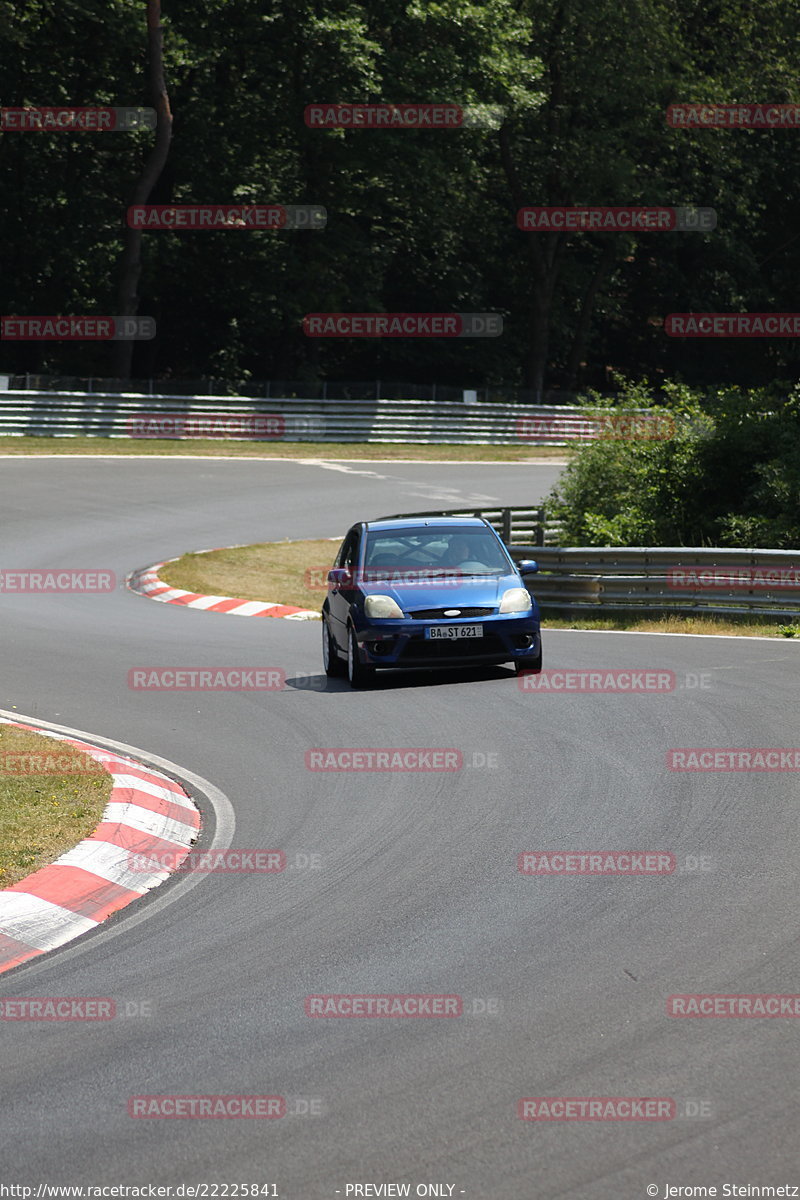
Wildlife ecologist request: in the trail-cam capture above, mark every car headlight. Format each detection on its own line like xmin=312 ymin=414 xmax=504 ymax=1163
xmin=499 ymin=587 xmax=532 ymax=613
xmin=364 ymin=594 xmax=404 ymax=619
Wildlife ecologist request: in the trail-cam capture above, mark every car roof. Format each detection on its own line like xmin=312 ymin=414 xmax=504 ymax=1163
xmin=364 ymin=516 xmax=490 ymax=532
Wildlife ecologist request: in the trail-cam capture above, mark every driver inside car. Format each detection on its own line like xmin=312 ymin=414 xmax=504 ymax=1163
xmin=442 ymin=535 xmax=486 ymax=573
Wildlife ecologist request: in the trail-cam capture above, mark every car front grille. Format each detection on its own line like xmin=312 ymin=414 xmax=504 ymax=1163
xmin=399 ymin=634 xmax=507 ymax=661
xmin=406 ymin=606 xmax=494 ymax=620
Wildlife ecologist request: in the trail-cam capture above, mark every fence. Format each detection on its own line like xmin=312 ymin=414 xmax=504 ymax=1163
xmin=514 ymin=546 xmax=800 ymax=619
xmin=0 ymin=374 xmax=595 ymax=405
xmin=378 ymin=505 xmax=564 ymax=546
xmin=387 ymin=508 xmax=800 ymax=620
xmin=0 ymin=390 xmax=666 ymax=445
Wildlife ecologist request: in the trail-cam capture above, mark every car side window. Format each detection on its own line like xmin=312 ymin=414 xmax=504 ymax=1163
xmin=343 ymin=531 xmax=360 ymax=569
xmin=335 ymin=533 xmax=352 ymax=568
xmin=336 ymin=530 xmax=360 ymax=570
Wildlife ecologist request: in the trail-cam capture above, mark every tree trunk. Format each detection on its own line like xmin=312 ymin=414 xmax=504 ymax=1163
xmin=113 ymin=0 xmax=173 ymax=379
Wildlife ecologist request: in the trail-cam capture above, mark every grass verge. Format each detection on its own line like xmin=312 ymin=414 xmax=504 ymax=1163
xmin=160 ymin=539 xmax=338 ymax=610
xmin=159 ymin=541 xmax=800 ymax=638
xmin=0 ymin=436 xmax=569 ymax=462
xmin=0 ymin=726 xmax=112 ymax=889
xmin=541 ymin=611 xmax=798 ymax=638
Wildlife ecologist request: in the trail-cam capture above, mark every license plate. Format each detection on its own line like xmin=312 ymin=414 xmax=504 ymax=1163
xmin=425 ymin=624 xmax=483 ymax=640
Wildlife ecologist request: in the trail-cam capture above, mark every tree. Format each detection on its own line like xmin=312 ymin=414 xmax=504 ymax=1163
xmin=113 ymin=0 xmax=173 ymax=379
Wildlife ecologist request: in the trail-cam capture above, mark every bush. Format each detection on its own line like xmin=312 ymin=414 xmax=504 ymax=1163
xmin=547 ymin=380 xmax=800 ymax=548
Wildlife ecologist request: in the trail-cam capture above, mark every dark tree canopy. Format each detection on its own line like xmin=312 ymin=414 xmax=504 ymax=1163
xmin=1 ymin=0 xmax=799 ymax=391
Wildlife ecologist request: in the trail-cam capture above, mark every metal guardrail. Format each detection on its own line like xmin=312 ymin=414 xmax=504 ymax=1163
xmin=0 ymin=390 xmax=651 ymax=446
xmin=510 ymin=546 xmax=800 ymax=619
xmin=385 ymin=507 xmax=800 ymax=619
xmin=377 ymin=506 xmax=564 ymax=547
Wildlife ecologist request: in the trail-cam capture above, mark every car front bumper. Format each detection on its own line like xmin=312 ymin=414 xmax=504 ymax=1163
xmin=352 ymin=613 xmax=540 ymax=669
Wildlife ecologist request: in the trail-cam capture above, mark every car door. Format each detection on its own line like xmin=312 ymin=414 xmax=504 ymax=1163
xmin=328 ymin=527 xmax=361 ymax=647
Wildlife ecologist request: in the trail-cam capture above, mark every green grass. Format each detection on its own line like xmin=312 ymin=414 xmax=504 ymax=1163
xmin=0 ymin=726 xmax=112 ymax=888
xmin=541 ymin=611 xmax=795 ymax=638
xmin=0 ymin=436 xmax=570 ymax=461
xmin=160 ymin=539 xmax=339 ymax=610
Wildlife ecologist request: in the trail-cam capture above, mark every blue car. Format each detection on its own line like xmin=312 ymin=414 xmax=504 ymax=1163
xmin=321 ymin=516 xmax=542 ymax=687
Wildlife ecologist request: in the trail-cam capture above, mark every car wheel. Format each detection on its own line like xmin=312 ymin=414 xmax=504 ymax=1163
xmin=347 ymin=625 xmax=375 ymax=688
xmin=515 ymin=641 xmax=542 ymax=675
xmin=322 ymin=616 xmax=345 ymax=677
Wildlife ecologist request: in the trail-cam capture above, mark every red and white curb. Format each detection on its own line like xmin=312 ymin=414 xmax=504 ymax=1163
xmin=127 ymin=557 xmax=320 ymax=620
xmin=0 ymin=719 xmax=201 ymax=976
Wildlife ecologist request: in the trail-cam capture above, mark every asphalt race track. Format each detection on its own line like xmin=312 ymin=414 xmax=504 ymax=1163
xmin=2 ymin=457 xmax=799 ymax=1197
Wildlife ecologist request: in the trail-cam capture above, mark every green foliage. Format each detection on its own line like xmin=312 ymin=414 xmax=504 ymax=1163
xmin=0 ymin=0 xmax=798 ymax=388
xmin=547 ymin=381 xmax=800 ymax=547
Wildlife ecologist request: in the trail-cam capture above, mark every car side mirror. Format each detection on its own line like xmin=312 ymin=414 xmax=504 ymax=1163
xmin=518 ymin=559 xmax=538 ymax=574
xmin=328 ymin=567 xmax=351 ymax=586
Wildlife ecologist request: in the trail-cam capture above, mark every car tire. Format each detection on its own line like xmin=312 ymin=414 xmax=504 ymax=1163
xmin=514 ymin=640 xmax=542 ymax=675
xmin=322 ymin=616 xmax=345 ymax=677
xmin=347 ymin=625 xmax=375 ymax=688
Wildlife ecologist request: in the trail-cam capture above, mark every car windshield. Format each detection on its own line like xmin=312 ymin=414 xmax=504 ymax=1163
xmin=363 ymin=526 xmax=511 ymax=577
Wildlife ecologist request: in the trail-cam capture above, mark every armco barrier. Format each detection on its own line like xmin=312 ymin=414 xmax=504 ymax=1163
xmin=386 ymin=508 xmax=800 ymax=620
xmin=0 ymin=390 xmax=666 ymax=445
xmin=375 ymin=505 xmax=561 ymax=546
xmin=514 ymin=547 xmax=800 ymax=619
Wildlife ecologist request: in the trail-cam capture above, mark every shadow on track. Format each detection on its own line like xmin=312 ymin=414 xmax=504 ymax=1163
xmin=285 ymin=664 xmax=516 ymax=693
